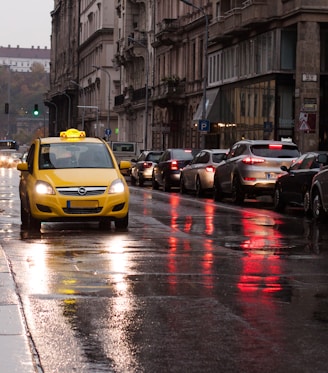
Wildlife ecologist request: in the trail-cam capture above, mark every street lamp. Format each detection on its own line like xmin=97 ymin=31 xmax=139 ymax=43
xmin=127 ymin=36 xmax=149 ymax=150
xmin=92 ymin=65 xmax=111 ymax=131
xmin=70 ymin=80 xmax=85 ymax=130
xmin=63 ymin=92 xmax=71 ymax=129
xmin=180 ymin=0 xmax=208 ymax=148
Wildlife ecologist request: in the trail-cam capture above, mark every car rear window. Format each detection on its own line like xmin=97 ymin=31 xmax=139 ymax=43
xmin=251 ymin=144 xmax=300 ymax=158
xmin=171 ymin=149 xmax=196 ymax=160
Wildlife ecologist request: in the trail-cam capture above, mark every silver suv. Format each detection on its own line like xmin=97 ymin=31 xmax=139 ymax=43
xmin=213 ymin=139 xmax=300 ymax=204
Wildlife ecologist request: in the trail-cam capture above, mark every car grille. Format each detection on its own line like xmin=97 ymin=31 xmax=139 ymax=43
xmin=63 ymin=207 xmax=103 ymax=214
xmin=56 ymin=186 xmax=107 ymax=196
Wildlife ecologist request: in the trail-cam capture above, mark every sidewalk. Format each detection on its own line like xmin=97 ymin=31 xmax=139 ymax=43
xmin=0 ymin=246 xmax=36 ymax=372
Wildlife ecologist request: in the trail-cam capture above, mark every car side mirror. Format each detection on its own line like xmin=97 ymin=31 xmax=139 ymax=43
xmin=17 ymin=162 xmax=28 ymax=172
xmin=119 ymin=160 xmax=131 ymax=170
xmin=280 ymin=165 xmax=288 ymax=172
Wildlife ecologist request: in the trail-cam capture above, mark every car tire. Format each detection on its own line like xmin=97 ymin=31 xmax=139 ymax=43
xmin=163 ymin=176 xmax=171 ymax=192
xmin=152 ymin=174 xmax=159 ymax=190
xmin=21 ymin=201 xmax=29 ymax=227
xmin=99 ymin=218 xmax=111 ymax=230
xmin=138 ymin=174 xmax=144 ymax=187
xmin=213 ymin=182 xmax=224 ymax=202
xmin=273 ymin=187 xmax=285 ymax=212
xmin=180 ymin=176 xmax=187 ymax=194
xmin=195 ymin=176 xmax=203 ymax=198
xmin=303 ymin=190 xmax=312 ymax=216
xmin=312 ymin=191 xmax=325 ymax=220
xmin=231 ymin=175 xmax=244 ymax=205
xmin=115 ymin=213 xmax=129 ymax=229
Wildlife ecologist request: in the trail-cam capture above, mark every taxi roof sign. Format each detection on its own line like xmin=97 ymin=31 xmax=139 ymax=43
xmin=60 ymin=128 xmax=86 ymax=138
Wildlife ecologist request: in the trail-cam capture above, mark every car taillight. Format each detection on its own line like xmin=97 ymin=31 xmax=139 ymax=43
xmin=205 ymin=165 xmax=215 ymax=173
xmin=269 ymin=144 xmax=282 ymax=150
xmin=171 ymin=160 xmax=179 ymax=170
xmin=143 ymin=162 xmax=152 ymax=168
xmin=242 ymin=157 xmax=265 ymax=165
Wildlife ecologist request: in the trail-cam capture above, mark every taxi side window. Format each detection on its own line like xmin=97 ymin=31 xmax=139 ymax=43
xmin=26 ymin=144 xmax=35 ymax=173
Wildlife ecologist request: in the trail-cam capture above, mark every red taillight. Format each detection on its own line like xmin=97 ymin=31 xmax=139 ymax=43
xmin=205 ymin=165 xmax=215 ymax=173
xmin=171 ymin=160 xmax=179 ymax=170
xmin=143 ymin=162 xmax=152 ymax=168
xmin=269 ymin=144 xmax=282 ymax=150
xmin=242 ymin=157 xmax=265 ymax=165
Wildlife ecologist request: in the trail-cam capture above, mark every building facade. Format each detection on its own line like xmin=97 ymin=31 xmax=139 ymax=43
xmin=0 ymin=45 xmax=50 ymax=72
xmin=48 ymin=0 xmax=328 ymax=152
xmin=46 ymin=0 xmax=119 ymax=139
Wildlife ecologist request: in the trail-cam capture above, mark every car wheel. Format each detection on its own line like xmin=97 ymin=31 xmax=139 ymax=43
xmin=115 ymin=213 xmax=129 ymax=229
xmin=213 ymin=182 xmax=224 ymax=202
xmin=195 ymin=176 xmax=203 ymax=198
xmin=163 ymin=176 xmax=171 ymax=192
xmin=152 ymin=174 xmax=159 ymax=190
xmin=180 ymin=176 xmax=186 ymax=194
xmin=99 ymin=218 xmax=111 ymax=230
xmin=21 ymin=201 xmax=28 ymax=227
xmin=273 ymin=187 xmax=285 ymax=212
xmin=231 ymin=175 xmax=244 ymax=204
xmin=312 ymin=191 xmax=326 ymax=220
xmin=138 ymin=174 xmax=144 ymax=187
xmin=303 ymin=190 xmax=311 ymax=216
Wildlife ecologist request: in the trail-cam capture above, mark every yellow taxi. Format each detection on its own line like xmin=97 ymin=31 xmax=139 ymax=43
xmin=17 ymin=129 xmax=130 ymax=231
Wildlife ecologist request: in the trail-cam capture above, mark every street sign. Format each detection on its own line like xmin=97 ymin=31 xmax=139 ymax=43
xmin=198 ymin=119 xmax=210 ymax=132
xmin=105 ymin=128 xmax=112 ymax=136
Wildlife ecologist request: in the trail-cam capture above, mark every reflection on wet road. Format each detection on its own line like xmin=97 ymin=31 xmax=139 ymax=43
xmin=1 ymin=169 xmax=328 ymax=372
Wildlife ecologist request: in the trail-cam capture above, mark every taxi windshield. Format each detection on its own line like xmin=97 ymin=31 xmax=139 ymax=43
xmin=39 ymin=143 xmax=114 ymax=169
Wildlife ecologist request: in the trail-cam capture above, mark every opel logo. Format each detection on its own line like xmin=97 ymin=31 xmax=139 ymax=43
xmin=78 ymin=187 xmax=87 ymax=196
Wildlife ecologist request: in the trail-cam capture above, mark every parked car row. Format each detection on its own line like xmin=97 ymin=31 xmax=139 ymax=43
xmin=129 ymin=140 xmax=328 ymax=221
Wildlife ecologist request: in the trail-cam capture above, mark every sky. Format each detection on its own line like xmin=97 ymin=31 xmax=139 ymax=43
xmin=0 ymin=0 xmax=53 ymax=49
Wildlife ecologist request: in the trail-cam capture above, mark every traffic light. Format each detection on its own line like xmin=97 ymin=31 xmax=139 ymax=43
xmin=4 ymin=102 xmax=9 ymax=114
xmin=33 ymin=104 xmax=39 ymax=116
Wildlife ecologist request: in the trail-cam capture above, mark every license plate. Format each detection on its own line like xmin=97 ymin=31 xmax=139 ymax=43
xmin=67 ymin=200 xmax=99 ymax=208
xmin=266 ymin=173 xmax=277 ymax=180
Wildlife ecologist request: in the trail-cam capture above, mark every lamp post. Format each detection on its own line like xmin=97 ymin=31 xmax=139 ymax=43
xmin=180 ymin=0 xmax=208 ymax=148
xmin=127 ymin=36 xmax=149 ymax=150
xmin=92 ymin=65 xmax=111 ymax=132
xmin=63 ymin=92 xmax=71 ymax=129
xmin=70 ymin=80 xmax=85 ymax=130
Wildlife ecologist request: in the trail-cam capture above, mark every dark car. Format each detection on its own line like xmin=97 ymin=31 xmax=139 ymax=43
xmin=152 ymin=148 xmax=200 ymax=192
xmin=213 ymin=139 xmax=300 ymax=204
xmin=180 ymin=149 xmax=228 ymax=197
xmin=274 ymin=151 xmax=328 ymax=213
xmin=130 ymin=150 xmax=163 ymax=186
xmin=310 ymin=153 xmax=328 ymax=220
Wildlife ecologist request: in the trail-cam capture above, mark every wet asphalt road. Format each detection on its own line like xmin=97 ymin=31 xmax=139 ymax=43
xmin=1 ymin=168 xmax=328 ymax=372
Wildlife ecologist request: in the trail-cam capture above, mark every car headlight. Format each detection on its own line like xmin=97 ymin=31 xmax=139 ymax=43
xmin=35 ymin=181 xmax=55 ymax=195
xmin=108 ymin=179 xmax=125 ymax=194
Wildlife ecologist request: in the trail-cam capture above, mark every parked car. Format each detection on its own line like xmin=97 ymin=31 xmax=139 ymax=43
xmin=213 ymin=139 xmax=300 ymax=204
xmin=0 ymin=149 xmax=23 ymax=167
xmin=152 ymin=148 xmax=200 ymax=192
xmin=130 ymin=150 xmax=163 ymax=186
xmin=180 ymin=148 xmax=228 ymax=197
xmin=310 ymin=153 xmax=328 ymax=220
xmin=17 ymin=128 xmax=130 ymax=231
xmin=274 ymin=151 xmax=328 ymax=213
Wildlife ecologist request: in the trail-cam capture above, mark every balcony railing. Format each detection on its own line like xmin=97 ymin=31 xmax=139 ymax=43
xmin=241 ymin=0 xmax=268 ymax=27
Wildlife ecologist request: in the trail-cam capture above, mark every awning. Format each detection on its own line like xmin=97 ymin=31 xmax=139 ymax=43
xmin=193 ymin=88 xmax=221 ymax=122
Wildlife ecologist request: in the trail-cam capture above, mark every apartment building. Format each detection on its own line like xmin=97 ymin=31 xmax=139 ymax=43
xmin=47 ymin=0 xmax=328 ymax=151
xmin=112 ymin=0 xmax=328 ymax=152
xmin=46 ymin=0 xmax=119 ymax=138
xmin=0 ymin=45 xmax=50 ymax=73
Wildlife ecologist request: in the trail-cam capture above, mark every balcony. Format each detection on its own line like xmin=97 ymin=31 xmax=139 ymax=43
xmin=241 ymin=0 xmax=268 ymax=27
xmin=152 ymin=80 xmax=186 ymax=107
xmin=223 ymin=8 xmax=243 ymax=35
xmin=155 ymin=18 xmax=182 ymax=46
xmin=114 ymin=86 xmax=151 ymax=109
